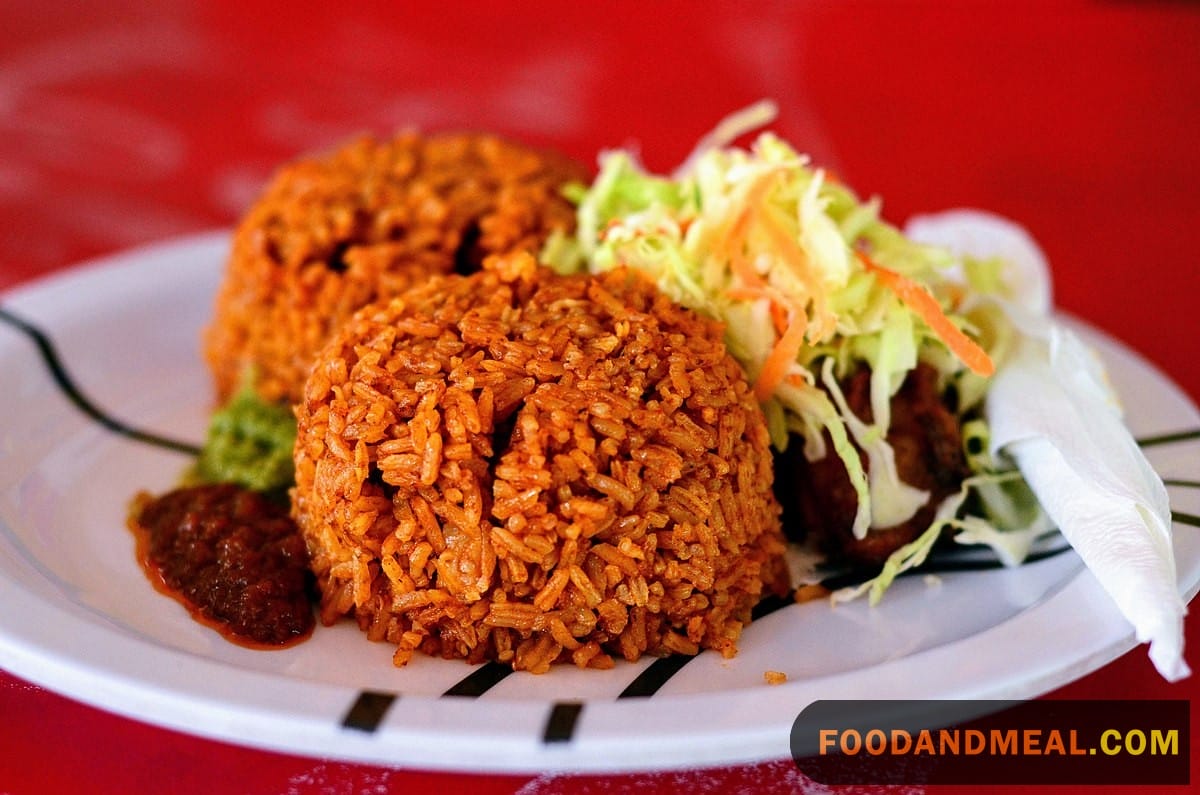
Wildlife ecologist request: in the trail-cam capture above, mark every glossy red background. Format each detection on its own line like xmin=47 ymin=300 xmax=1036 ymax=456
xmin=2 ymin=2 xmax=1198 ymax=793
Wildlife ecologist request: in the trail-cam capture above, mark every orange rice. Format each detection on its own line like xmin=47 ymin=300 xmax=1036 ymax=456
xmin=292 ymin=251 xmax=789 ymax=672
xmin=203 ymin=132 xmax=587 ymax=405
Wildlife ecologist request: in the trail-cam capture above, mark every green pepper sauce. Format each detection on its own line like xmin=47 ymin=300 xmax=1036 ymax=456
xmin=190 ymin=379 xmax=296 ymax=497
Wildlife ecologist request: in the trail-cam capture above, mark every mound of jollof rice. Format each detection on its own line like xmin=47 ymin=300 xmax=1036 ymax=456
xmin=292 ymin=251 xmax=789 ymax=672
xmin=204 ymin=132 xmax=587 ymax=405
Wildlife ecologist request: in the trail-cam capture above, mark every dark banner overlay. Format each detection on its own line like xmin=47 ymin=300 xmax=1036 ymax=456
xmin=791 ymin=699 xmax=1189 ymax=786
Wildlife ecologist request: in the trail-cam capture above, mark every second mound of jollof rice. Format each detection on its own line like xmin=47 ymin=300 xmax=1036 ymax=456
xmin=204 ymin=132 xmax=587 ymax=405
xmin=292 ymin=252 xmax=789 ymax=672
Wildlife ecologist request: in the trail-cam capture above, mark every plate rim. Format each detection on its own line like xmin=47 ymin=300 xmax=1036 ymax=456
xmin=1 ymin=233 xmax=1198 ymax=774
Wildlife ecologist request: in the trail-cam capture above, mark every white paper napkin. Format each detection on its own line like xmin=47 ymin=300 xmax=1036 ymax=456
xmin=906 ymin=210 xmax=1189 ymax=681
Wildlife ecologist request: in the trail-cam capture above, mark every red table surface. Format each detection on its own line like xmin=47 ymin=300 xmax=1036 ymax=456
xmin=2 ymin=3 xmax=1198 ymax=793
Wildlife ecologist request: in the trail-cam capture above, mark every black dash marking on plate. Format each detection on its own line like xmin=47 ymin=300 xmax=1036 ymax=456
xmin=1136 ymin=429 xmax=1200 ymax=448
xmin=752 ymin=589 xmax=796 ymax=620
xmin=442 ymin=662 xmax=513 ymax=697
xmin=341 ymin=690 xmax=398 ymax=733
xmin=1172 ymin=511 xmax=1200 ymax=529
xmin=618 ymin=654 xmax=693 ymax=699
xmin=1164 ymin=479 xmax=1200 ymax=490
xmin=614 ymin=591 xmax=795 ymax=700
xmin=818 ymin=543 xmax=1077 ymax=591
xmin=923 ymin=543 xmax=1075 ymax=574
xmin=542 ymin=701 xmax=584 ymax=744
xmin=819 ymin=570 xmax=870 ymax=591
xmin=0 ymin=305 xmax=202 ymax=456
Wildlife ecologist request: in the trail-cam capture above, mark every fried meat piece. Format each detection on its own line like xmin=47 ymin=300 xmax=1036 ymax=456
xmin=775 ymin=362 xmax=968 ymax=568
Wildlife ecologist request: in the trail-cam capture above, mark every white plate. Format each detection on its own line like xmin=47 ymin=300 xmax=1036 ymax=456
xmin=1 ymin=233 xmax=1198 ymax=773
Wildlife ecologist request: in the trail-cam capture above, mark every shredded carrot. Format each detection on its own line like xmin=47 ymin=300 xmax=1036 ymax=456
xmin=760 ymin=205 xmax=817 ymax=285
xmin=854 ymin=250 xmax=995 ymax=377
xmin=725 ymin=286 xmax=792 ymax=336
xmin=728 ymin=239 xmax=765 ymax=290
xmin=754 ymin=310 xmax=809 ymax=401
xmin=725 ymin=287 xmax=763 ymax=301
xmin=722 ymin=168 xmax=834 ymax=401
xmin=724 ymin=169 xmax=782 ymax=290
xmin=768 ymin=299 xmax=789 ymax=336
xmin=759 ymin=204 xmax=838 ymax=342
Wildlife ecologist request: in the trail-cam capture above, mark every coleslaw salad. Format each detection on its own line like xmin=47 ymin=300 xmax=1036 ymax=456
xmin=545 ymin=102 xmax=1188 ymax=680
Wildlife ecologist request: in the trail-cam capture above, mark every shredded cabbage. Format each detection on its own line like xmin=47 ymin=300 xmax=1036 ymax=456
xmin=546 ymin=110 xmax=1020 ymax=543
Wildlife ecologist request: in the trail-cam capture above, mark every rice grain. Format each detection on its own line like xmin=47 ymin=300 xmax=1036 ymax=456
xmin=292 ymin=252 xmax=789 ymax=671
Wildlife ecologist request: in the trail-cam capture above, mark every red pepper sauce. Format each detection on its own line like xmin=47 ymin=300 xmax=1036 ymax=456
xmin=129 ymin=484 xmax=315 ymax=648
